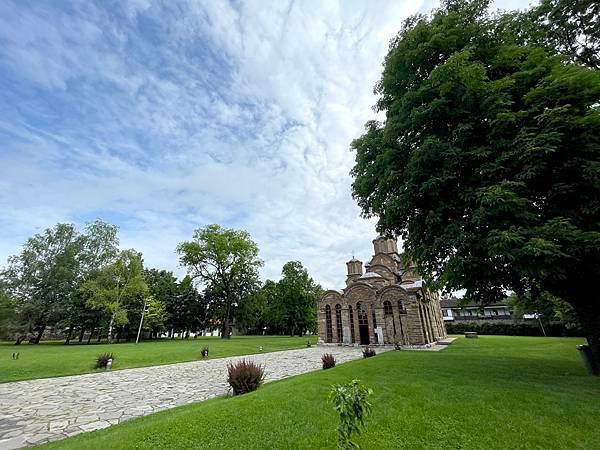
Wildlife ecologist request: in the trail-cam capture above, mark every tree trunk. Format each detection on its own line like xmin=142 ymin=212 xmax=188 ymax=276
xmin=87 ymin=327 xmax=94 ymax=345
xmin=64 ymin=326 xmax=73 ymax=345
xmin=572 ymin=300 xmax=600 ymax=375
xmin=78 ymin=328 xmax=85 ymax=343
xmin=221 ymin=294 xmax=232 ymax=339
xmin=97 ymin=329 xmax=102 ymax=342
xmin=107 ymin=314 xmax=115 ymax=344
xmin=34 ymin=325 xmax=46 ymax=344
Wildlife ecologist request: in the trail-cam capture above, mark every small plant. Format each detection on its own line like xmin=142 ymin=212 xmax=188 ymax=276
xmin=201 ymin=346 xmax=209 ymax=359
xmin=394 ymin=342 xmax=402 ymax=351
xmin=362 ymin=347 xmax=376 ymax=358
xmin=307 ymin=340 xmax=312 ymax=348
xmin=322 ymin=353 xmax=336 ymax=369
xmin=95 ymin=353 xmax=115 ymax=369
xmin=329 ymin=379 xmax=373 ymax=449
xmin=227 ymin=359 xmax=265 ymax=395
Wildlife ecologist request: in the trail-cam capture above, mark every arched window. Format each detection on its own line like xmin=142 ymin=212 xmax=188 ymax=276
xmin=398 ymin=300 xmax=405 ymax=312
xmin=384 ymin=300 xmax=393 ymax=315
xmin=357 ymin=302 xmax=369 ymax=345
xmin=325 ymin=305 xmax=333 ymax=343
xmin=348 ymin=305 xmax=355 ymax=343
xmin=371 ymin=304 xmax=378 ymax=344
xmin=335 ymin=304 xmax=343 ymax=343
xmin=384 ymin=300 xmax=396 ymax=336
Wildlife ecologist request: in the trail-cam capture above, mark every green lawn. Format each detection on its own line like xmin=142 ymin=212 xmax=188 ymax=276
xmin=41 ymin=336 xmax=600 ymax=449
xmin=0 ymin=335 xmax=316 ymax=383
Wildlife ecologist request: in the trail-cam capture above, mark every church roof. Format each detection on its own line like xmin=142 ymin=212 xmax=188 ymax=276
xmin=359 ymin=272 xmax=383 ymax=280
xmin=399 ymin=280 xmax=423 ymax=290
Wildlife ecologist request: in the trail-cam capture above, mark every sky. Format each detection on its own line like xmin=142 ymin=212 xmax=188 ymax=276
xmin=0 ymin=0 xmax=532 ymax=288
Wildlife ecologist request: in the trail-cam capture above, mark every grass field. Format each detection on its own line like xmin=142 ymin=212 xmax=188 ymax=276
xmin=0 ymin=335 xmax=317 ymax=383
xmin=41 ymin=336 xmax=600 ymax=449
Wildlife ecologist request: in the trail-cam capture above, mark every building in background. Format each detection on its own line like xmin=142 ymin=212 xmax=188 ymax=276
xmin=440 ymin=298 xmax=512 ymax=323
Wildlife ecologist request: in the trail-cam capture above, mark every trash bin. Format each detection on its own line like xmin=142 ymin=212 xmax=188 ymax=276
xmin=576 ymin=344 xmax=599 ymax=376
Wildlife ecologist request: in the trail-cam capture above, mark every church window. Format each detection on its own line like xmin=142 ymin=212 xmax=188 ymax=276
xmin=384 ymin=300 xmax=393 ymax=315
xmin=335 ymin=304 xmax=343 ymax=342
xmin=325 ymin=305 xmax=333 ymax=343
xmin=384 ymin=300 xmax=396 ymax=336
xmin=348 ymin=305 xmax=355 ymax=343
xmin=371 ymin=304 xmax=378 ymax=344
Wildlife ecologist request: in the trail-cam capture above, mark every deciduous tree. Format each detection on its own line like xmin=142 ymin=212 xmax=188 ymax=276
xmin=177 ymin=224 xmax=262 ymax=338
xmin=278 ymin=261 xmax=322 ymax=336
xmin=82 ymin=249 xmax=148 ymax=343
xmin=1 ymin=223 xmax=82 ymax=343
xmin=351 ymin=0 xmax=600 ymax=367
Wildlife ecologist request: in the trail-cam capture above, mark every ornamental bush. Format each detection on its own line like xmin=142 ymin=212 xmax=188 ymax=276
xmin=227 ymin=359 xmax=265 ymax=395
xmin=200 ymin=346 xmax=209 ymax=359
xmin=95 ymin=353 xmax=114 ymax=369
xmin=322 ymin=353 xmax=336 ymax=369
xmin=362 ymin=347 xmax=376 ymax=358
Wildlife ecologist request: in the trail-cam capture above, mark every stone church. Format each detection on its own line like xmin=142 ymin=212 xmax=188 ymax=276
xmin=318 ymin=236 xmax=446 ymax=346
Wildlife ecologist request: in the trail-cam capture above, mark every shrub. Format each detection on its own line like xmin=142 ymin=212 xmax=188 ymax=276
xmin=307 ymin=341 xmax=312 ymax=348
xmin=394 ymin=342 xmax=402 ymax=351
xmin=362 ymin=347 xmax=376 ymax=358
xmin=201 ymin=346 xmax=209 ymax=359
xmin=95 ymin=353 xmax=114 ymax=369
xmin=227 ymin=359 xmax=265 ymax=395
xmin=329 ymin=379 xmax=372 ymax=449
xmin=322 ymin=353 xmax=336 ymax=369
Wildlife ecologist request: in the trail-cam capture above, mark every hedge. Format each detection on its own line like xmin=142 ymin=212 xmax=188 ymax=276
xmin=445 ymin=321 xmax=583 ymax=337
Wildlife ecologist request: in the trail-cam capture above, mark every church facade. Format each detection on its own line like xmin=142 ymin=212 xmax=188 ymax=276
xmin=317 ymin=236 xmax=446 ymax=346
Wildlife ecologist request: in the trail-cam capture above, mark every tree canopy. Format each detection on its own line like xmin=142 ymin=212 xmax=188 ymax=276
xmin=82 ymin=249 xmax=148 ymax=343
xmin=177 ymin=224 xmax=263 ymax=338
xmin=1 ymin=220 xmax=119 ymax=343
xmin=351 ymin=0 xmax=600 ymax=367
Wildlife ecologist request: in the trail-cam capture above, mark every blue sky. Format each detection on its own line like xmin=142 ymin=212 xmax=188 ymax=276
xmin=0 ymin=0 xmax=531 ymax=287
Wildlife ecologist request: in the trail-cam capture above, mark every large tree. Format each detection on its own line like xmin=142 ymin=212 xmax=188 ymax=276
xmin=0 ymin=287 xmax=19 ymax=340
xmin=1 ymin=223 xmax=83 ymax=343
xmin=61 ymin=220 xmax=119 ymax=344
xmin=177 ymin=224 xmax=262 ymax=338
xmin=0 ymin=220 xmax=118 ymax=343
xmin=529 ymin=0 xmax=599 ymax=70
xmin=351 ymin=0 xmax=600 ymax=368
xmin=277 ymin=261 xmax=322 ymax=336
xmin=82 ymin=249 xmax=148 ymax=343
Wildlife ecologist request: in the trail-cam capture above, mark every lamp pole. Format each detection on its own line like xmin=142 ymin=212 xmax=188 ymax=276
xmin=136 ymin=298 xmax=149 ymax=344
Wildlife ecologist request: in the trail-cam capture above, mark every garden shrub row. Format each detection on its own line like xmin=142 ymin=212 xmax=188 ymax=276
xmin=445 ymin=321 xmax=583 ymax=337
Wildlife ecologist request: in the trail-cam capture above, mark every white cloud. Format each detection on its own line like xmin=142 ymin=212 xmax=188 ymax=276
xmin=0 ymin=0 xmax=533 ymax=288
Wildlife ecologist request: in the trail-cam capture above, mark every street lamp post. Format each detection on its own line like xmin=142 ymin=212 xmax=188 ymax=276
xmin=136 ymin=298 xmax=149 ymax=344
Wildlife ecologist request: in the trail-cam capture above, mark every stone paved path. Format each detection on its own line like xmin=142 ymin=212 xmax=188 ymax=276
xmin=0 ymin=346 xmax=384 ymax=449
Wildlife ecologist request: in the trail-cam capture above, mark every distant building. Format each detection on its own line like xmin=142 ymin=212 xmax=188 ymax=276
xmin=317 ymin=236 xmax=446 ymax=346
xmin=440 ymin=297 xmax=512 ymax=322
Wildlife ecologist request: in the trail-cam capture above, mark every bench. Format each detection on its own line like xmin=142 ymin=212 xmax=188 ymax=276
xmin=465 ymin=332 xmax=478 ymax=339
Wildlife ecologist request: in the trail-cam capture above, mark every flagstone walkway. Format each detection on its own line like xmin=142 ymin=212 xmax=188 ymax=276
xmin=0 ymin=346 xmax=383 ymax=449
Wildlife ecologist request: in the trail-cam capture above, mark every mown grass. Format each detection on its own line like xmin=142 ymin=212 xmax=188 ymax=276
xmin=0 ymin=335 xmax=316 ymax=383
xmin=42 ymin=336 xmax=600 ymax=449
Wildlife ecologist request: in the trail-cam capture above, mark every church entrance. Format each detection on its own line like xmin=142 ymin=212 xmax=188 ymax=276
xmin=357 ymin=302 xmax=370 ymax=345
